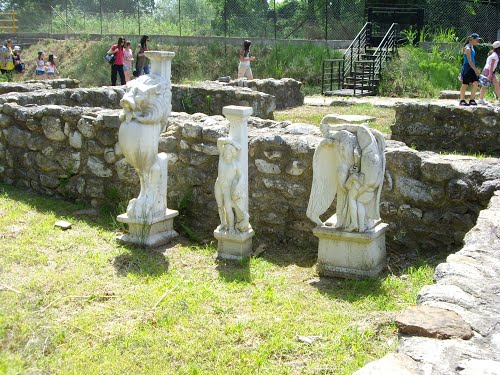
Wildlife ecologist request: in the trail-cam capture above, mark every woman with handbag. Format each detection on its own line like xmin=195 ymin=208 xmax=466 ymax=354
xmin=108 ymin=36 xmax=126 ymax=86
xmin=134 ymin=35 xmax=150 ymax=77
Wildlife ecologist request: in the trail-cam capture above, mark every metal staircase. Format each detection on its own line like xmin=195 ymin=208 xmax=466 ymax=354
xmin=322 ymin=22 xmax=399 ymax=97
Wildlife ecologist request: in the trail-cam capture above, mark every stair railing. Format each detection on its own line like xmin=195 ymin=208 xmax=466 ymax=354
xmin=343 ymin=22 xmax=372 ymax=80
xmin=372 ymin=23 xmax=399 ymax=81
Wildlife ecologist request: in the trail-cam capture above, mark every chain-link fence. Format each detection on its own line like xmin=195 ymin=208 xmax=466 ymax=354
xmin=5 ymin=0 xmax=500 ymax=42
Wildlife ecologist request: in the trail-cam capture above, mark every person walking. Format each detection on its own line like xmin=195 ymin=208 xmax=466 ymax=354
xmin=35 ymin=51 xmax=46 ymax=80
xmin=108 ymin=36 xmax=126 ymax=86
xmin=0 ymin=39 xmax=15 ymax=81
xmin=238 ymin=40 xmax=255 ymax=80
xmin=459 ymin=33 xmax=481 ymax=106
xmin=477 ymin=41 xmax=500 ymax=105
xmin=123 ymin=41 xmax=134 ymax=82
xmin=134 ymin=35 xmax=150 ymax=77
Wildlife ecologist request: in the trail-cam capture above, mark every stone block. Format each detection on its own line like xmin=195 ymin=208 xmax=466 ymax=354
xmin=117 ymin=209 xmax=179 ymax=248
xmin=320 ymin=114 xmax=375 ymax=124
xmin=214 ymin=228 xmax=255 ymax=260
xmin=314 ymin=218 xmax=388 ymax=279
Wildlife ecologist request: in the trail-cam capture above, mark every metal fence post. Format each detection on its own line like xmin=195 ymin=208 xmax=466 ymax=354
xmin=138 ymin=5 xmax=141 ymax=35
xmin=325 ymin=0 xmax=328 ymax=41
xmin=224 ymin=0 xmax=227 ymax=53
xmin=178 ymin=0 xmax=181 ymax=36
xmin=100 ymin=0 xmax=103 ymax=35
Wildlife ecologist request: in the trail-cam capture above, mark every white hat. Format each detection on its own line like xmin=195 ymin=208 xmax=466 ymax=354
xmin=493 ymin=41 xmax=500 ymax=49
xmin=13 ymin=45 xmax=21 ymax=51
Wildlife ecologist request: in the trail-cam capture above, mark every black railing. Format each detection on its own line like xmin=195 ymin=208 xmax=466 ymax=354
xmin=373 ymin=23 xmax=399 ymax=80
xmin=321 ymin=59 xmax=344 ymax=95
xmin=343 ymin=22 xmax=372 ymax=81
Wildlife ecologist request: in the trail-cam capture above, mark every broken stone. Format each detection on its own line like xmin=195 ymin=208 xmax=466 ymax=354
xmin=396 ymin=305 xmax=473 ymax=340
xmin=54 ymin=220 xmax=72 ymax=230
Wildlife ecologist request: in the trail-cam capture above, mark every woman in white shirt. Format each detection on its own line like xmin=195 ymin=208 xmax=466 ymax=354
xmin=478 ymin=41 xmax=500 ymax=105
xmin=238 ymin=40 xmax=255 ymax=80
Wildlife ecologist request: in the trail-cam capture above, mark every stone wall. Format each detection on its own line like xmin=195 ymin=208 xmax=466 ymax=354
xmin=222 ymin=78 xmax=304 ymax=109
xmin=0 ymin=79 xmax=80 ymax=95
xmin=392 ymin=102 xmax=500 ymax=156
xmin=1 ymin=103 xmax=499 ymax=254
xmin=356 ymin=191 xmax=500 ymax=375
xmin=0 ymin=83 xmax=275 ymax=119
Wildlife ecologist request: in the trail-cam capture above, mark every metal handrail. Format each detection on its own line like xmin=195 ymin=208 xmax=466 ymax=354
xmin=373 ymin=23 xmax=399 ymax=79
xmin=343 ymin=22 xmax=371 ymax=81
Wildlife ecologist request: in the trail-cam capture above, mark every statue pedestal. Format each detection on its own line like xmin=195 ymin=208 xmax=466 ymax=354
xmin=313 ymin=217 xmax=388 ymax=279
xmin=214 ymin=227 xmax=255 ymax=260
xmin=117 ymin=209 xmax=179 ymax=248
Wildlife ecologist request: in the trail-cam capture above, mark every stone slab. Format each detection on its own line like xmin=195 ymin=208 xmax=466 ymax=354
xmin=353 ymin=353 xmax=420 ymax=375
xmin=313 ymin=220 xmax=388 ymax=279
xmin=54 ymin=220 xmax=72 ymax=230
xmin=321 ymin=114 xmax=376 ymax=124
xmin=439 ymin=90 xmax=471 ymax=99
xmin=214 ymin=227 xmax=255 ymax=260
xmin=303 ymin=97 xmax=335 ymax=106
xmin=117 ymin=209 xmax=179 ymax=248
xmin=396 ymin=305 xmax=473 ymax=340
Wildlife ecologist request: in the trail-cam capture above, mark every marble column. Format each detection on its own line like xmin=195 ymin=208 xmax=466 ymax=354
xmin=214 ymin=105 xmax=255 ymax=260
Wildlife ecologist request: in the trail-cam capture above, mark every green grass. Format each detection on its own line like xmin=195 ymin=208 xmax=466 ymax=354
xmin=0 ymin=183 xmax=434 ymax=374
xmin=274 ymin=103 xmax=395 ymax=134
xmin=18 ymin=38 xmax=340 ymax=94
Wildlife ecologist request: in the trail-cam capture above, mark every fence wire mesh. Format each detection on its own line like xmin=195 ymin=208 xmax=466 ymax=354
xmin=3 ymin=1 xmax=500 ymax=43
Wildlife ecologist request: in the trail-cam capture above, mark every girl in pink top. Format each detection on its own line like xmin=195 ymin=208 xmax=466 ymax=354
xmin=123 ymin=41 xmax=134 ymax=82
xmin=107 ymin=36 xmax=125 ymax=86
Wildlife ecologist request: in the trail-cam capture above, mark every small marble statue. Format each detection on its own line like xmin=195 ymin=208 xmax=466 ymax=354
xmin=118 ymin=73 xmax=171 ymax=222
xmin=307 ymin=122 xmax=386 ymax=232
xmin=214 ymin=137 xmax=250 ymax=233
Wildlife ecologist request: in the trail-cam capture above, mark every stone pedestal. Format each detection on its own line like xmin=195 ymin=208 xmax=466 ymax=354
xmin=117 ymin=209 xmax=179 ymax=248
xmin=214 ymin=227 xmax=255 ymax=260
xmin=313 ymin=216 xmax=388 ymax=279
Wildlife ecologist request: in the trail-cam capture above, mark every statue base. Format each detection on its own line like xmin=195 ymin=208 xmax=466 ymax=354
xmin=214 ymin=227 xmax=255 ymax=261
xmin=313 ymin=218 xmax=388 ymax=279
xmin=116 ymin=209 xmax=179 ymax=248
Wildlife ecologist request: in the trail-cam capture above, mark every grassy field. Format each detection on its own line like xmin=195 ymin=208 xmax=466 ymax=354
xmin=0 ymin=183 xmax=434 ymax=374
xmin=275 ymin=104 xmax=395 ymax=135
xmin=17 ymin=38 xmax=340 ymax=94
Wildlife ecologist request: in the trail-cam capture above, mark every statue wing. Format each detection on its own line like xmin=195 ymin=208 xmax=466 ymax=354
xmin=306 ymin=139 xmax=338 ymax=225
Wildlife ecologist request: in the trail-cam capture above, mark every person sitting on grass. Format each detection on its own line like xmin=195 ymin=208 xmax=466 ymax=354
xmin=477 ymin=41 xmax=500 ymax=105
xmin=459 ymin=33 xmax=481 ymax=106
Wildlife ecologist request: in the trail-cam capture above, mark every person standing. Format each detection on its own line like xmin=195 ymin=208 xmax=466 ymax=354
xmin=238 ymin=40 xmax=255 ymax=80
xmin=35 ymin=51 xmax=46 ymax=80
xmin=46 ymin=53 xmax=59 ymax=79
xmin=459 ymin=33 xmax=481 ymax=106
xmin=134 ymin=35 xmax=150 ymax=77
xmin=108 ymin=36 xmax=126 ymax=86
xmin=123 ymin=41 xmax=134 ymax=82
xmin=0 ymin=39 xmax=15 ymax=81
xmin=13 ymin=46 xmax=24 ymax=73
xmin=477 ymin=41 xmax=500 ymax=105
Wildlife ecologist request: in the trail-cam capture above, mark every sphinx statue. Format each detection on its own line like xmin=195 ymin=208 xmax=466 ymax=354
xmin=307 ymin=122 xmax=386 ymax=233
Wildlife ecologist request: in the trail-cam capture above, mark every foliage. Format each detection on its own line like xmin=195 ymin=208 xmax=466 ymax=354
xmin=430 ymin=27 xmax=459 ymax=43
xmin=17 ymin=38 xmax=339 ymax=93
xmin=0 ymin=183 xmax=435 ymax=374
xmin=378 ymin=45 xmax=462 ymax=98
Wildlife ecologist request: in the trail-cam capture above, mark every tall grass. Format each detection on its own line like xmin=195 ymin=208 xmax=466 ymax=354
xmin=18 ymin=38 xmax=340 ymax=93
xmin=378 ymin=45 xmax=462 ymax=97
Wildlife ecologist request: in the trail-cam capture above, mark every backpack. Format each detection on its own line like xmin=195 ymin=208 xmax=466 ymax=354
xmin=104 ymin=53 xmax=115 ymax=65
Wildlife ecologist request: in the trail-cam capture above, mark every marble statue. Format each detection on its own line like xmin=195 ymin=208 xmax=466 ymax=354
xmin=213 ymin=106 xmax=254 ymax=260
xmin=214 ymin=137 xmax=250 ymax=233
xmin=118 ymin=73 xmax=171 ymax=222
xmin=307 ymin=122 xmax=386 ymax=232
xmin=116 ymin=51 xmax=178 ymax=247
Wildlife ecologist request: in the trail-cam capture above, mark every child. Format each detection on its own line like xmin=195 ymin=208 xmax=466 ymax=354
xmin=35 ymin=51 xmax=45 ymax=80
xmin=477 ymin=41 xmax=500 ymax=105
xmin=123 ymin=41 xmax=134 ymax=82
xmin=238 ymin=40 xmax=255 ymax=80
xmin=13 ymin=46 xmax=24 ymax=73
xmin=459 ymin=33 xmax=481 ymax=106
xmin=46 ymin=53 xmax=59 ymax=79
